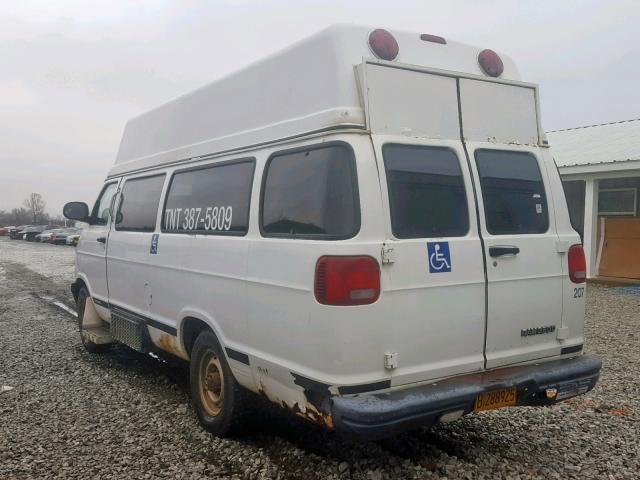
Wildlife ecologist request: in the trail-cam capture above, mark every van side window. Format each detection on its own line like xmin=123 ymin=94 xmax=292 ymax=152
xmin=162 ymin=160 xmax=255 ymax=235
xmin=91 ymin=182 xmax=118 ymax=225
xmin=115 ymin=174 xmax=166 ymax=232
xmin=261 ymin=144 xmax=359 ymax=239
xmin=383 ymin=144 xmax=469 ymax=238
xmin=475 ymin=149 xmax=548 ymax=235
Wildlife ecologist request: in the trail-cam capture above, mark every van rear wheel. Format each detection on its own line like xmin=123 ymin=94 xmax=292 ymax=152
xmin=190 ymin=330 xmax=250 ymax=436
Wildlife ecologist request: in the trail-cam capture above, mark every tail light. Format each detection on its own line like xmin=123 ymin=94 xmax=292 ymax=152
xmin=368 ymin=29 xmax=399 ymax=61
xmin=51 ymin=233 xmax=56 ymax=242
xmin=568 ymin=244 xmax=586 ymax=283
xmin=314 ymin=256 xmax=380 ymax=306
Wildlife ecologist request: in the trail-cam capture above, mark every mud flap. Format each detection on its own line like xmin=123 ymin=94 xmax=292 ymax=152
xmin=81 ymin=296 xmax=114 ymax=345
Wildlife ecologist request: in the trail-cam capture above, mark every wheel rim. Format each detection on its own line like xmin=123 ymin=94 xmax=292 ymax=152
xmin=199 ymin=351 xmax=224 ymax=417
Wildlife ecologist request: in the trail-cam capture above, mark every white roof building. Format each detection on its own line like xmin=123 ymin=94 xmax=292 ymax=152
xmin=549 ymin=119 xmax=640 ymax=175
xmin=548 ymin=119 xmax=640 ymax=280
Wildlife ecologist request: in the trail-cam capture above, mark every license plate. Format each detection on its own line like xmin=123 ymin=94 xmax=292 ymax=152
xmin=474 ymin=387 xmax=517 ymax=412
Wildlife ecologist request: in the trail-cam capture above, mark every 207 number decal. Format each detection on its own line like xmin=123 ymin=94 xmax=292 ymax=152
xmin=573 ymin=287 xmax=584 ymax=298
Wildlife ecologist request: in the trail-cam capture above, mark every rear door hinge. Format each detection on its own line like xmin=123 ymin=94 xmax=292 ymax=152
xmin=381 ymin=244 xmax=396 ymax=264
xmin=557 ymin=326 xmax=569 ymax=340
xmin=556 ymin=240 xmax=570 ymax=254
xmin=384 ymin=352 xmax=398 ymax=370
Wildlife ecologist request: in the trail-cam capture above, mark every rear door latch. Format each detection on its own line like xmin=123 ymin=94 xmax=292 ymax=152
xmin=381 ymin=244 xmax=395 ymax=264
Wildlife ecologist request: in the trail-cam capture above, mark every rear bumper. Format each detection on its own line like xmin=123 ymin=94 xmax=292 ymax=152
xmin=331 ymin=354 xmax=602 ymax=440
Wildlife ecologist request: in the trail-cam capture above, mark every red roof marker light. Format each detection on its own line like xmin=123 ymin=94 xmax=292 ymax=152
xmin=478 ymin=49 xmax=504 ymax=77
xmin=368 ymin=29 xmax=399 ymax=61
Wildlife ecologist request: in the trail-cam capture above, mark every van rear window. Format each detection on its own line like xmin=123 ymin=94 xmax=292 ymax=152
xmin=383 ymin=144 xmax=469 ymax=238
xmin=115 ymin=174 xmax=165 ymax=232
xmin=261 ymin=144 xmax=359 ymax=239
xmin=162 ymin=160 xmax=255 ymax=235
xmin=475 ymin=149 xmax=548 ymax=235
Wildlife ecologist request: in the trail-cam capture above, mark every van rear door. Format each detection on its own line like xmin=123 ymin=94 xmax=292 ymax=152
xmin=364 ymin=63 xmax=565 ymax=380
xmin=366 ymin=64 xmax=486 ymax=384
xmin=459 ymin=79 xmax=565 ymax=368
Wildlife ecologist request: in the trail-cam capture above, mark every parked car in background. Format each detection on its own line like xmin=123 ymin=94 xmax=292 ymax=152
xmin=0 ymin=226 xmax=14 ymax=236
xmin=9 ymin=225 xmax=31 ymax=239
xmin=21 ymin=225 xmax=61 ymax=241
xmin=52 ymin=228 xmax=82 ymax=245
xmin=66 ymin=233 xmax=81 ymax=246
xmin=35 ymin=227 xmax=80 ymax=244
xmin=36 ymin=229 xmax=57 ymax=242
xmin=21 ymin=225 xmax=46 ymax=241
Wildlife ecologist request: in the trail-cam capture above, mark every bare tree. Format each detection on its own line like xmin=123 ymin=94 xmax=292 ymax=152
xmin=0 ymin=208 xmax=28 ymax=226
xmin=23 ymin=193 xmax=46 ymax=224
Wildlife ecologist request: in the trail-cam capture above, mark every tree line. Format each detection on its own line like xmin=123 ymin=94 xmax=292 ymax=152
xmin=0 ymin=193 xmax=67 ymax=226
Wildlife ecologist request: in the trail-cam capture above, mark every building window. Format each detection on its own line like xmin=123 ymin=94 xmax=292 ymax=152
xmin=561 ymin=180 xmax=585 ymax=238
xmin=598 ymin=188 xmax=637 ymax=216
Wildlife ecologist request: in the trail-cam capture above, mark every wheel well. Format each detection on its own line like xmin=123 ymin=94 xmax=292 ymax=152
xmin=181 ymin=317 xmax=213 ymax=357
xmin=71 ymin=278 xmax=87 ymax=303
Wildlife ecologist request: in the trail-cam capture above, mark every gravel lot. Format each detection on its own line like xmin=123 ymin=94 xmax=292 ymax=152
xmin=0 ymin=236 xmax=638 ymax=479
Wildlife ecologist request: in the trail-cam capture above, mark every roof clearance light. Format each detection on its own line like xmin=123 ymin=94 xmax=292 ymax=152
xmin=478 ymin=49 xmax=504 ymax=77
xmin=368 ymin=29 xmax=399 ymax=61
xmin=420 ymin=33 xmax=446 ymax=45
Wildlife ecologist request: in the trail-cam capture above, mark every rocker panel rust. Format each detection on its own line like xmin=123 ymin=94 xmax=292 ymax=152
xmin=155 ymin=333 xmax=189 ymax=360
xmin=255 ymin=372 xmax=334 ymax=430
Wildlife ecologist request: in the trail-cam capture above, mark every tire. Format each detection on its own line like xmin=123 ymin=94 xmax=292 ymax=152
xmin=190 ymin=330 xmax=250 ymax=436
xmin=76 ymin=287 xmax=110 ymax=354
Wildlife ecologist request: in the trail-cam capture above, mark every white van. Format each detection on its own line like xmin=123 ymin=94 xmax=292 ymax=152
xmin=64 ymin=25 xmax=601 ymax=439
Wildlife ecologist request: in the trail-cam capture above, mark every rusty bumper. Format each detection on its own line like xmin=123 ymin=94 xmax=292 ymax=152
xmin=331 ymin=354 xmax=602 ymax=440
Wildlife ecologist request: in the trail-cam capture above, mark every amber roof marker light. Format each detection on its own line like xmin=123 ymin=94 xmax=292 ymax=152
xmin=478 ymin=49 xmax=504 ymax=77
xmin=368 ymin=29 xmax=399 ymax=61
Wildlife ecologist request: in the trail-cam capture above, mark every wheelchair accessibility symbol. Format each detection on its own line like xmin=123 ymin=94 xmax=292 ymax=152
xmin=427 ymin=242 xmax=451 ymax=273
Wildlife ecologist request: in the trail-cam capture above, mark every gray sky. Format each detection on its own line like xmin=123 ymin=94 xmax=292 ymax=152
xmin=1 ymin=0 xmax=639 ymax=215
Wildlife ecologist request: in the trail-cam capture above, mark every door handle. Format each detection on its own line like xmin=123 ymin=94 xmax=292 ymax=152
xmin=489 ymin=245 xmax=520 ymax=257
xmin=97 ymin=236 xmax=107 ymax=244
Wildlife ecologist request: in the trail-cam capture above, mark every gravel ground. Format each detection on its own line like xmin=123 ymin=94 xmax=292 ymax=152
xmin=0 ymin=237 xmax=75 ymax=285
xmin=0 ymin=236 xmax=638 ymax=479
